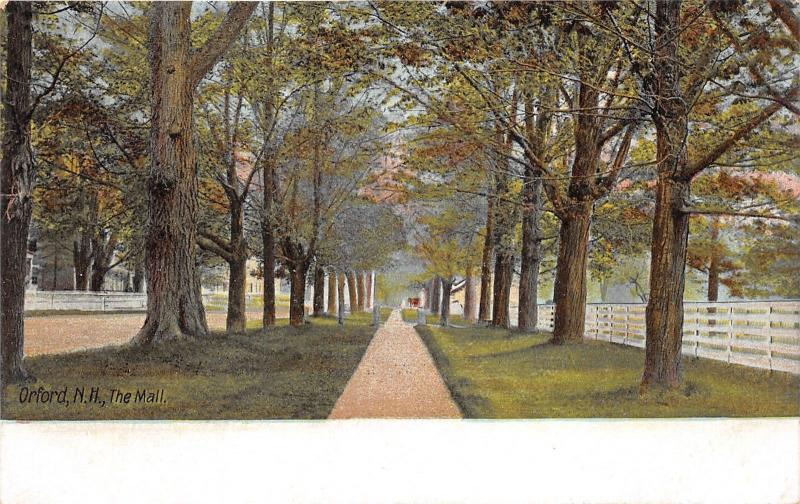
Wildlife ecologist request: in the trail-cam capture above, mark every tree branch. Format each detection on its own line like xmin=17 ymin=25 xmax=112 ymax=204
xmin=189 ymin=3 xmax=257 ymax=88
xmin=683 ymin=83 xmax=799 ymax=179
xmin=680 ymin=206 xmax=799 ymax=224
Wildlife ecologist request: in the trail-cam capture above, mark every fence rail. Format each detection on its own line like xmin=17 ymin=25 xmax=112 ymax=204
xmin=536 ymin=301 xmax=800 ymax=374
xmin=25 ymin=291 xmax=147 ymax=311
xmin=24 ymin=291 xmax=262 ymax=312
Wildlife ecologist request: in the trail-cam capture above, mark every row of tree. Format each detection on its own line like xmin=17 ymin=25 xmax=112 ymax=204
xmin=383 ymin=0 xmax=799 ymax=391
xmin=1 ymin=2 xmax=407 ymax=385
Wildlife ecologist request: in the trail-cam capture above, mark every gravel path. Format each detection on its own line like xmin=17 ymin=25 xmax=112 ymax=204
xmin=23 ymin=308 xmax=288 ymax=356
xmin=328 ymin=309 xmax=461 ymax=419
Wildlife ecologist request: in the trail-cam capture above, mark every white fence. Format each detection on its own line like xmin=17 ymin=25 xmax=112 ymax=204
xmin=25 ymin=291 xmax=147 ymax=311
xmin=536 ymin=301 xmax=800 ymax=374
xmin=24 ymin=291 xmax=266 ymax=312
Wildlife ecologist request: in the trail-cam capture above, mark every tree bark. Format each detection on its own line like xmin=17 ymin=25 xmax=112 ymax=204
xmin=353 ymin=271 xmax=365 ymax=312
xmin=262 ymin=158 xmax=276 ymax=328
xmin=134 ymin=2 xmax=254 ymax=345
xmin=73 ymin=232 xmax=92 ymax=291
xmin=440 ymin=278 xmax=453 ymax=327
xmin=491 ymin=249 xmax=513 ymax=329
xmin=227 ymin=255 xmax=247 ymax=333
xmin=337 ymin=272 xmax=346 ymax=324
xmin=424 ymin=279 xmax=433 ymax=310
xmin=431 ymin=277 xmax=441 ymax=314
xmin=707 ymin=219 xmax=720 ymax=303
xmin=365 ymin=271 xmax=373 ymax=310
xmin=289 ymin=264 xmax=307 ymax=325
xmin=327 ymin=267 xmax=337 ymax=316
xmin=478 ymin=194 xmax=494 ymax=321
xmin=346 ymin=271 xmax=358 ymax=313
xmin=90 ymin=232 xmax=117 ymax=292
xmin=312 ymin=264 xmax=325 ymax=316
xmin=133 ymin=263 xmax=145 ymax=293
xmin=518 ymin=177 xmax=542 ymax=332
xmin=261 ymin=3 xmax=276 ymax=330
xmin=1 ymin=1 xmax=34 ymax=385
xmin=464 ymin=267 xmax=477 ymax=324
xmin=138 ymin=4 xmax=200 ymax=344
xmin=551 ymin=201 xmax=593 ymax=344
xmin=643 ymin=176 xmax=690 ymax=390
xmin=641 ymin=0 xmax=691 ymax=392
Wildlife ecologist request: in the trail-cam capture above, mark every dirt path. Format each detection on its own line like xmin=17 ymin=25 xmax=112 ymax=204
xmin=23 ymin=308 xmax=288 ymax=356
xmin=328 ymin=309 xmax=461 ymax=419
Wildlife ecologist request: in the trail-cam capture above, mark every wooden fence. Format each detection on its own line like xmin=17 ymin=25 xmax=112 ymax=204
xmin=24 ymin=291 xmax=259 ymax=312
xmin=536 ymin=301 xmax=800 ymax=374
xmin=25 ymin=291 xmax=147 ymax=311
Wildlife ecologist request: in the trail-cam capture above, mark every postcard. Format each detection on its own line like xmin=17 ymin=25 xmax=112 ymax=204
xmin=1 ymin=1 xmax=798 ymax=502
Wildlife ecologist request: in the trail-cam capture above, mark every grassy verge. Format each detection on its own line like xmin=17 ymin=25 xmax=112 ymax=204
xmin=416 ymin=324 xmax=800 ymax=418
xmin=2 ymin=312 xmax=382 ymax=420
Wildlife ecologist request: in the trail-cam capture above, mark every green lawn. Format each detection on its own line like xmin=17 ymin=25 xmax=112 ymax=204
xmin=401 ymin=308 xmax=466 ymax=326
xmin=1 ymin=310 xmax=389 ymax=420
xmin=416 ymin=324 xmax=800 ymax=418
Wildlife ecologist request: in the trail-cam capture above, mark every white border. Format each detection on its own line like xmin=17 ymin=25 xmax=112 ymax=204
xmin=1 ymin=418 xmax=798 ymax=504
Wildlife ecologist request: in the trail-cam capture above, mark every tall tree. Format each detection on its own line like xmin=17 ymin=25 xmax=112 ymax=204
xmin=134 ymin=2 xmax=255 ymax=344
xmin=618 ymin=0 xmax=800 ymax=390
xmin=1 ymin=2 xmax=35 ymax=385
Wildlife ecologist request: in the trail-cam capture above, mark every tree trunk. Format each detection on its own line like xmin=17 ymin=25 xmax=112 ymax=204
xmin=260 ymin=3 xmax=276 ymax=330
xmin=90 ymin=232 xmax=117 ymax=292
xmin=425 ymin=280 xmax=433 ymax=310
xmin=337 ymin=272 xmax=346 ymax=324
xmin=365 ymin=271 xmax=373 ymax=310
xmin=262 ymin=159 xmax=276 ymax=328
xmin=707 ymin=258 xmax=720 ymax=302
xmin=1 ymin=1 xmax=34 ymax=385
xmin=440 ymin=278 xmax=453 ymax=327
xmin=551 ymin=201 xmax=593 ymax=344
xmin=355 ymin=271 xmax=366 ymax=312
xmin=133 ymin=264 xmax=145 ymax=293
xmin=707 ymin=219 xmax=720 ymax=302
xmin=643 ymin=175 xmax=691 ymax=390
xmin=346 ymin=271 xmax=357 ymax=313
xmin=135 ymin=2 xmax=254 ymax=345
xmin=226 ymin=196 xmax=247 ymax=333
xmin=600 ymin=280 xmax=610 ymax=303
xmin=479 ymin=195 xmax=494 ymax=321
xmin=226 ymin=256 xmax=247 ymax=333
xmin=135 ymin=3 xmax=207 ymax=345
xmin=73 ymin=233 xmax=92 ymax=291
xmin=312 ymin=264 xmax=325 ymax=316
xmin=641 ymin=0 xmax=691 ymax=392
xmin=289 ymin=264 xmax=307 ymax=326
xmin=491 ymin=250 xmax=513 ymax=329
xmin=431 ymin=277 xmax=441 ymax=314
xmin=518 ymin=177 xmax=542 ymax=332
xmin=327 ymin=267 xmax=337 ymax=316
xmin=464 ymin=267 xmax=477 ymax=324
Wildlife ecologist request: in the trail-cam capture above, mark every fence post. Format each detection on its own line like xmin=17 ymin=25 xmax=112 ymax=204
xmin=623 ymin=305 xmax=629 ymax=345
xmin=102 ymin=294 xmax=107 ymax=312
xmin=727 ymin=305 xmax=734 ymax=363
xmin=767 ymin=305 xmax=774 ymax=371
xmin=372 ymin=304 xmax=380 ymax=327
xmin=694 ymin=308 xmax=700 ymax=358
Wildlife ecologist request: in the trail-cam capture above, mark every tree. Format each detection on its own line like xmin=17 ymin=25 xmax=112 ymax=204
xmin=134 ymin=2 xmax=255 ymax=344
xmin=1 ymin=2 xmax=35 ymax=385
xmin=2 ymin=1 xmax=102 ymax=384
xmin=612 ymin=0 xmax=800 ymax=390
